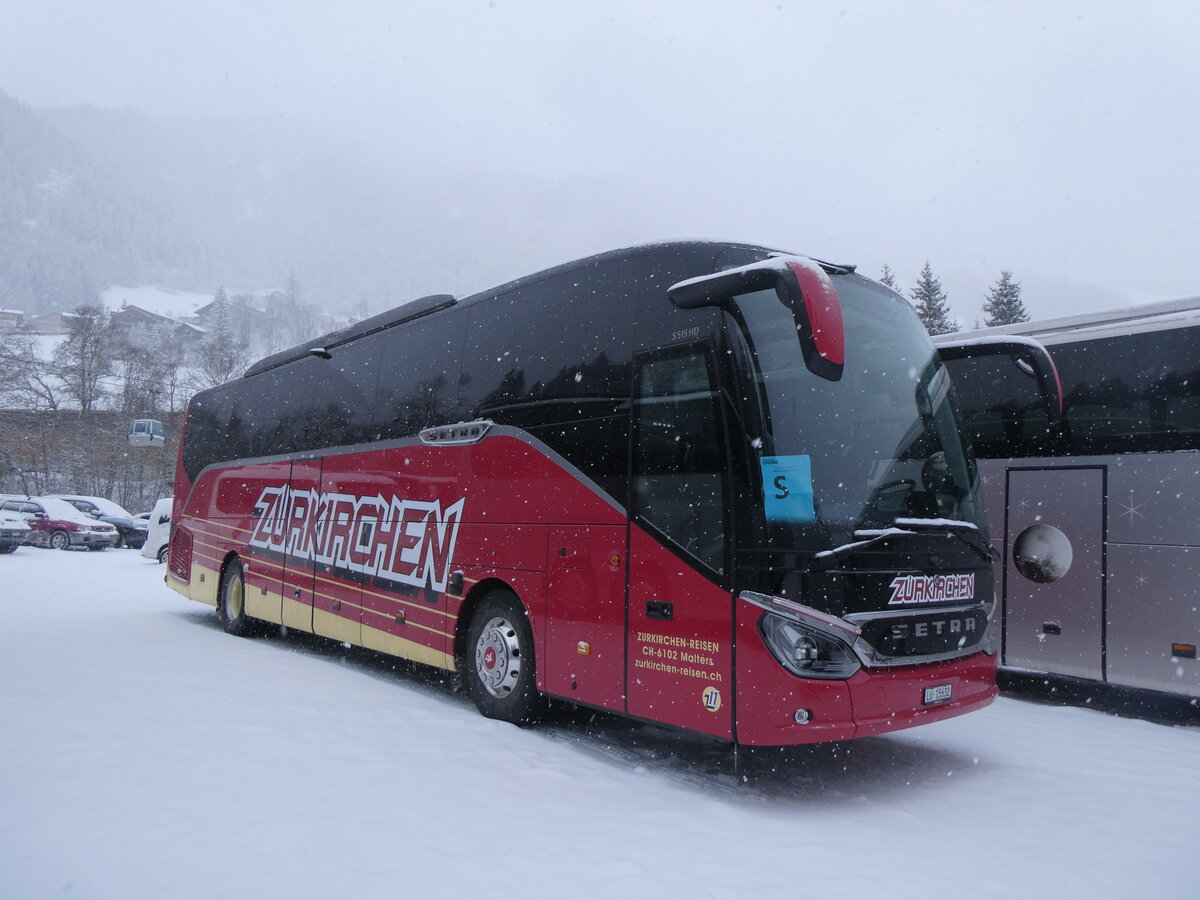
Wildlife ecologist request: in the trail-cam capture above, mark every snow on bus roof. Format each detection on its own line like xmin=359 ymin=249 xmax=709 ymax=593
xmin=949 ymin=294 xmax=1200 ymax=344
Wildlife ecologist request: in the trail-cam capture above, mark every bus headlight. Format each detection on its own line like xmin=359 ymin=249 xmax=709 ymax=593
xmin=759 ymin=613 xmax=861 ymax=680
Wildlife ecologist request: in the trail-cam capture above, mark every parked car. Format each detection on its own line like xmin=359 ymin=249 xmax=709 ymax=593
xmin=48 ymin=495 xmax=149 ymax=549
xmin=0 ymin=497 xmax=119 ymax=550
xmin=0 ymin=510 xmax=31 ymax=553
xmin=140 ymin=497 xmax=172 ymax=564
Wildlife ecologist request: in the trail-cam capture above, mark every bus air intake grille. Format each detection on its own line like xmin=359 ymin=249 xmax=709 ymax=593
xmin=169 ymin=528 xmax=193 ymax=582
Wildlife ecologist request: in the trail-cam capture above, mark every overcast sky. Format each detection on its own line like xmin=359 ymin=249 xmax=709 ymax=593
xmin=2 ymin=0 xmax=1198 ymax=324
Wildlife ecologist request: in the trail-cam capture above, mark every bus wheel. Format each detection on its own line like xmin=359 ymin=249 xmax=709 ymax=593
xmin=464 ymin=591 xmax=544 ymax=725
xmin=218 ymin=558 xmax=254 ymax=637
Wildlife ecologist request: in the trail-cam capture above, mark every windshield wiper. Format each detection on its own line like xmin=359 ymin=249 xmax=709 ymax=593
xmin=811 ymin=527 xmax=914 ymax=569
xmin=811 ymin=518 xmax=997 ymax=570
xmin=894 ymin=517 xmax=1000 ymax=563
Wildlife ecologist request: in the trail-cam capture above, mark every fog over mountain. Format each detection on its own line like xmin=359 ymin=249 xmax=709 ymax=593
xmin=1 ymin=89 xmax=627 ymax=316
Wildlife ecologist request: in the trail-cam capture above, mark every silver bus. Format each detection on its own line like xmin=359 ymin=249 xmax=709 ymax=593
xmin=938 ymin=296 xmax=1200 ymax=700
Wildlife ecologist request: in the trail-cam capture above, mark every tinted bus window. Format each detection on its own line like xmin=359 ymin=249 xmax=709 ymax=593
xmin=1054 ymin=326 xmax=1200 ymax=454
xmin=460 ymin=264 xmax=634 ymax=419
xmin=461 ymin=264 xmax=635 ymax=502
xmin=633 ymin=347 xmax=727 ymax=574
xmin=182 ymin=387 xmax=233 ymax=479
xmin=945 ymin=354 xmax=1057 ymax=458
xmin=264 ymin=352 xmax=377 ymax=453
xmin=374 ymin=311 xmax=466 ymax=440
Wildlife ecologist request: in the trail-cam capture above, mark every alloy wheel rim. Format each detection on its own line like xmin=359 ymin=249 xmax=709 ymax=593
xmin=226 ymin=572 xmax=244 ymax=619
xmin=474 ymin=616 xmax=522 ymax=698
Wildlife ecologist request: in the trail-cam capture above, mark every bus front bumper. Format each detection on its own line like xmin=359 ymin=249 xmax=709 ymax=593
xmin=735 ymin=599 xmax=998 ymax=746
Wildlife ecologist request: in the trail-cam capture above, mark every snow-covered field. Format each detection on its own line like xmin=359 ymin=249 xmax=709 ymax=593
xmin=2 ymin=549 xmax=1197 ymax=899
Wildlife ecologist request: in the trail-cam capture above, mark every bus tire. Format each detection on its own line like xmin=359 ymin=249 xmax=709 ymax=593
xmin=464 ymin=590 xmax=544 ymax=725
xmin=217 ymin=558 xmax=256 ymax=637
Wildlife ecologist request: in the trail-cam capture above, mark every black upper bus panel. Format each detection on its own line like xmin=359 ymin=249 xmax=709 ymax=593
xmin=240 ymin=240 xmax=841 ymax=380
xmin=244 ymin=293 xmax=458 ymax=377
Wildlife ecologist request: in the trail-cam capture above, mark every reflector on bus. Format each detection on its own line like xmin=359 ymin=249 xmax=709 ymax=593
xmin=667 ymin=255 xmax=845 ymax=381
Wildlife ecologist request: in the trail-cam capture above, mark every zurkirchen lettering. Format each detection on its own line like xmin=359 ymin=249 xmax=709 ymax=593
xmin=887 ymin=573 xmax=976 ymax=606
xmin=247 ymin=483 xmax=465 ymax=593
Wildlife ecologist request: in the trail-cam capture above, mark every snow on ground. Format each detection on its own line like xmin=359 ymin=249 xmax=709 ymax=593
xmin=2 ymin=550 xmax=1198 ymax=899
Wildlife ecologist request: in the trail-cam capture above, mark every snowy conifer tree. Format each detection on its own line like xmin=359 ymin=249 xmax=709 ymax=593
xmin=194 ymin=286 xmax=250 ymax=388
xmin=879 ymin=264 xmax=901 ymax=292
xmin=982 ymin=271 xmax=1030 ymax=326
xmin=909 ymin=261 xmax=957 ymax=335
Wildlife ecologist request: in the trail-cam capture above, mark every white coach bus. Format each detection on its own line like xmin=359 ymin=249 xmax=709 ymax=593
xmin=938 ymin=296 xmax=1200 ymax=700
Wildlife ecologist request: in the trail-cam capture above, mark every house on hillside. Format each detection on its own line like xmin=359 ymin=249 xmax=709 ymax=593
xmin=194 ymin=289 xmax=345 ymax=355
xmin=0 ymin=309 xmax=24 ymax=330
xmin=27 ymin=311 xmax=81 ymax=334
xmin=110 ymin=304 xmax=205 ymax=346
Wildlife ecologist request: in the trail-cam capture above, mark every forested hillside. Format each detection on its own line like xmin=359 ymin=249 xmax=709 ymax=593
xmin=0 ymin=89 xmax=583 ymax=317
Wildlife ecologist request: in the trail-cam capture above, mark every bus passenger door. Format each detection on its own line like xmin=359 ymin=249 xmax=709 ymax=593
xmin=1004 ymin=467 xmax=1105 ymax=680
xmin=281 ymin=456 xmax=323 ymax=632
xmin=624 ymin=346 xmax=735 ymax=739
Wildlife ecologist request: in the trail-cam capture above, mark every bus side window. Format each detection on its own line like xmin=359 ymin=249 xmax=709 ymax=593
xmin=632 ymin=348 xmax=727 ymax=574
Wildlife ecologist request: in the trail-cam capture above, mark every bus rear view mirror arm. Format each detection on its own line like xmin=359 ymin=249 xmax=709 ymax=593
xmin=667 ymin=255 xmax=845 ymax=382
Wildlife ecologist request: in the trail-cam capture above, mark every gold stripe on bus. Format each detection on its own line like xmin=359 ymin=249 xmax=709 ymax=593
xmin=313 ymin=606 xmax=360 ymax=645
xmin=184 ymin=528 xmax=474 ymax=626
xmin=166 ymin=569 xmax=196 ymax=602
xmin=316 ymin=571 xmax=456 ymax=620
xmin=189 ymin=563 xmax=221 ymax=606
xmin=361 ymin=621 xmax=454 ymax=671
xmin=360 ymin=604 xmax=452 ymax=639
xmin=188 ymin=516 xmax=255 ymax=538
xmin=303 ymin=579 xmax=454 ymax=639
xmin=183 ymin=535 xmax=458 ymax=622
xmin=310 ymin=587 xmax=372 ymax=617
xmin=245 ymin=586 xmax=284 ymax=625
xmin=184 ymin=547 xmax=453 ymax=638
xmin=190 ymin=534 xmax=236 ymax=559
xmin=282 ymin=594 xmax=312 ymax=631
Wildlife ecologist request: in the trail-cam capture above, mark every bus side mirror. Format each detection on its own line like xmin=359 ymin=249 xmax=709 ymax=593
xmin=667 ymin=256 xmax=844 ymax=382
xmin=936 ymin=336 xmax=1064 ymax=425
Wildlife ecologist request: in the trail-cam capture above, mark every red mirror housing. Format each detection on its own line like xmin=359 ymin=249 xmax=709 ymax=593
xmin=785 ymin=260 xmax=844 ymax=381
xmin=668 ymin=254 xmax=846 ymax=382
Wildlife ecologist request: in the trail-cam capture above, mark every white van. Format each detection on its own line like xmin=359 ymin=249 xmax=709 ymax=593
xmin=140 ymin=498 xmax=172 ymax=563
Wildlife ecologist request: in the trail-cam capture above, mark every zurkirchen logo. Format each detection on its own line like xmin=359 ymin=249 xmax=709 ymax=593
xmin=888 ymin=573 xmax=975 ymax=606
xmin=248 ymin=484 xmax=466 ymax=593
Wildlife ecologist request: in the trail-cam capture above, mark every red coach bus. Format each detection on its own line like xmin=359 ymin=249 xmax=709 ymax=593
xmin=169 ymin=241 xmax=1017 ymax=746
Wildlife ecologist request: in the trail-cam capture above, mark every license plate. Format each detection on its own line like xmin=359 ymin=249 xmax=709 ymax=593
xmin=923 ymin=683 xmax=953 ymax=705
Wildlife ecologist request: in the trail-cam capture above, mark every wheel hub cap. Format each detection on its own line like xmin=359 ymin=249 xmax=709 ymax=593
xmin=227 ymin=574 xmax=243 ymax=618
xmin=474 ymin=616 xmax=521 ymax=698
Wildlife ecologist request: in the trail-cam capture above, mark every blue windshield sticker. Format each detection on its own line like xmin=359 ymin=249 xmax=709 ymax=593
xmin=760 ymin=455 xmax=815 ymax=523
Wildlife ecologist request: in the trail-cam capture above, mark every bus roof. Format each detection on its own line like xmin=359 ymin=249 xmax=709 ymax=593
xmin=941 ymin=294 xmax=1200 ymax=346
xmin=243 ymin=240 xmax=786 ymax=378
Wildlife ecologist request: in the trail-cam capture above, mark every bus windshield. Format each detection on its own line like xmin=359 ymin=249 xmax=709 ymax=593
xmin=730 ymin=273 xmax=983 ymax=550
